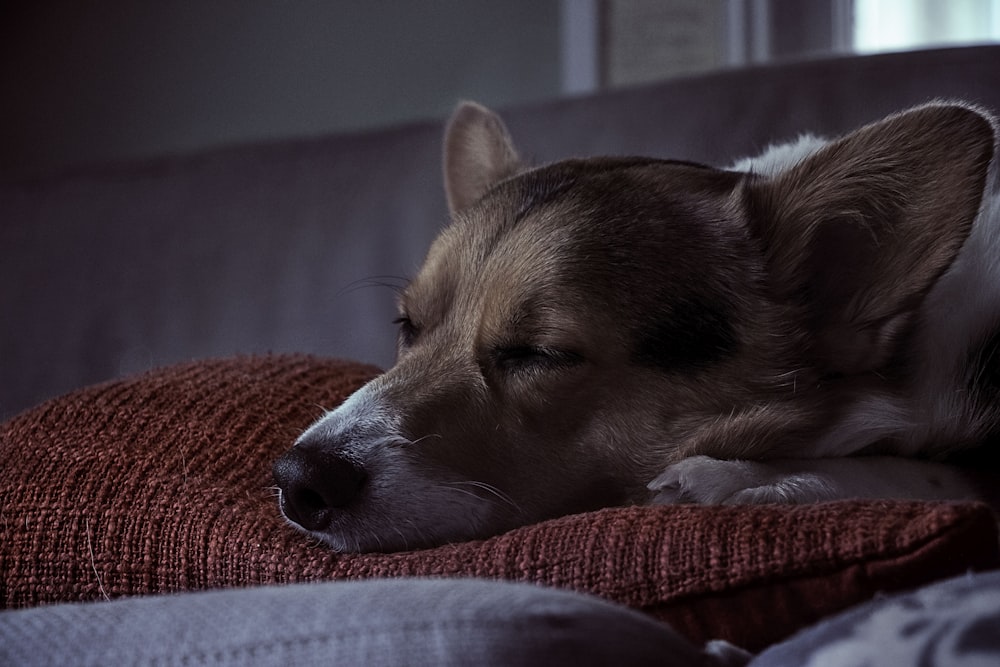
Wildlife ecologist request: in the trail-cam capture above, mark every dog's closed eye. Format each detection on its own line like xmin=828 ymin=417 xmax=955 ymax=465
xmin=393 ymin=316 xmax=420 ymax=349
xmin=491 ymin=345 xmax=584 ymax=375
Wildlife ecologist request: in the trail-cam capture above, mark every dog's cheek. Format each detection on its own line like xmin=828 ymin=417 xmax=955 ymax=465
xmin=630 ymin=294 xmax=739 ymax=373
xmin=496 ymin=368 xmax=607 ymax=446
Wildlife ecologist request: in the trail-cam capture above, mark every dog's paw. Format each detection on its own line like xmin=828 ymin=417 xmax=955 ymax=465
xmin=648 ymin=456 xmax=837 ymax=505
xmin=648 ymin=456 xmax=762 ymax=504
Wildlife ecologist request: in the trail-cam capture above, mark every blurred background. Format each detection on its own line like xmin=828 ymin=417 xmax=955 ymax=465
xmin=3 ymin=0 xmax=999 ymax=419
xmin=3 ymin=0 xmax=999 ymax=179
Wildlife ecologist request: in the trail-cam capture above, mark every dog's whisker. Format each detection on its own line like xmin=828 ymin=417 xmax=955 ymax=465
xmin=401 ymin=518 xmax=430 ymax=550
xmin=391 ymin=525 xmax=411 ymax=551
xmin=440 ymin=484 xmax=482 ymax=502
xmin=398 ymin=433 xmax=443 ymax=447
xmin=337 ymin=275 xmax=410 ymax=298
xmin=443 ymin=480 xmax=522 ymax=514
xmin=369 ymin=529 xmax=384 ymax=552
xmin=340 ymin=275 xmax=406 ymax=291
xmin=460 ymin=480 xmax=522 ymax=512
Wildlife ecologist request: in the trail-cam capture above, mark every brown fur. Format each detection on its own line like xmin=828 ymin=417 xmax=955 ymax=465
xmin=273 ymin=101 xmax=996 ymax=552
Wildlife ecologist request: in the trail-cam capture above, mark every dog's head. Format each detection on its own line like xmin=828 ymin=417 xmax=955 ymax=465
xmin=274 ymin=101 xmax=995 ymax=552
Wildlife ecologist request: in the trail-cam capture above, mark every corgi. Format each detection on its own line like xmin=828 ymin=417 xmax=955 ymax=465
xmin=273 ymin=100 xmax=998 ymax=552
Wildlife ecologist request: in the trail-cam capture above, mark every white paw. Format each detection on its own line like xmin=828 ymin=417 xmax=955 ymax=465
xmin=648 ymin=456 xmax=838 ymax=505
xmin=647 ymin=456 xmax=760 ymax=504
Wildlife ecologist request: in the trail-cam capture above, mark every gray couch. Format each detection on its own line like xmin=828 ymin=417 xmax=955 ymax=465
xmin=2 ymin=46 xmax=1000 ymax=665
xmin=4 ymin=571 xmax=999 ymax=665
xmin=3 ymin=45 xmax=999 ymax=420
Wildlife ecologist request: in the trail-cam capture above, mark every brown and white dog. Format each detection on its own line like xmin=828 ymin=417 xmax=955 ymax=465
xmin=273 ymin=101 xmax=999 ymax=552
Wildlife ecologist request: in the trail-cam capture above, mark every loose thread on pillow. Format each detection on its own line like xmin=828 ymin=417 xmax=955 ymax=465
xmin=85 ymin=518 xmax=110 ymax=602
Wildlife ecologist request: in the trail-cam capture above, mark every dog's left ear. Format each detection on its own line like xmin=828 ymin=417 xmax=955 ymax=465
xmin=443 ymin=101 xmax=522 ymax=215
xmin=748 ymin=104 xmax=995 ymax=375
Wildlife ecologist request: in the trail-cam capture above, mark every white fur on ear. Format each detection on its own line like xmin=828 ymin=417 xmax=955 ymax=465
xmin=443 ymin=101 xmax=521 ymax=215
xmin=728 ymin=133 xmax=829 ymax=175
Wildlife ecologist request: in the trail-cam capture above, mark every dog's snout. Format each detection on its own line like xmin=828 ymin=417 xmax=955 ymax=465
xmin=272 ymin=447 xmax=367 ymax=531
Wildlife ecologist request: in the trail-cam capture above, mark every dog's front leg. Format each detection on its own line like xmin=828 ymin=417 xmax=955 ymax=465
xmin=648 ymin=456 xmax=982 ymax=505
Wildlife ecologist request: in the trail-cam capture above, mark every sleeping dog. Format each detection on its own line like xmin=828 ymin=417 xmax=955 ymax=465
xmin=273 ymin=101 xmax=998 ymax=552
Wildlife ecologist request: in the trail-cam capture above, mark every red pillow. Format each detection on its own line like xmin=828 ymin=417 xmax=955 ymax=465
xmin=1 ymin=354 xmax=996 ymax=651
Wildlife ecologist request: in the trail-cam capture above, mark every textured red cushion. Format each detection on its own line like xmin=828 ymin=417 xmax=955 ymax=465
xmin=1 ymin=354 xmax=997 ymax=651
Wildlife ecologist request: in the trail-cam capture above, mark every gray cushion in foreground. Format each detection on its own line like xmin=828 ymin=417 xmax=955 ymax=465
xmin=0 ymin=578 xmax=751 ymax=667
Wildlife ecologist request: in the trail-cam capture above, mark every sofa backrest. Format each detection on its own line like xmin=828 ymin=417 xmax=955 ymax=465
xmin=3 ymin=45 xmax=999 ymax=419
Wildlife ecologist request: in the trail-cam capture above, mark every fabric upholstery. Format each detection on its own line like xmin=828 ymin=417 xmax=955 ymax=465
xmin=3 ymin=46 xmax=1000 ymax=419
xmin=1 ymin=355 xmax=996 ymax=652
xmin=0 ymin=578 xmax=752 ymax=667
xmin=749 ymin=571 xmax=1000 ymax=666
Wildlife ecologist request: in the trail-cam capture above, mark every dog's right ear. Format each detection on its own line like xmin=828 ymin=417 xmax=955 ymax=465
xmin=443 ymin=102 xmax=522 ymax=215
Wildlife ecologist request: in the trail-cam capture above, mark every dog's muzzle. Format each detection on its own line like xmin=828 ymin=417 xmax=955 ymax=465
xmin=272 ymin=446 xmax=368 ymax=531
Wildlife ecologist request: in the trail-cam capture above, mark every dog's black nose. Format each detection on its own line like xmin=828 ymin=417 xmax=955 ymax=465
xmin=272 ymin=447 xmax=367 ymax=531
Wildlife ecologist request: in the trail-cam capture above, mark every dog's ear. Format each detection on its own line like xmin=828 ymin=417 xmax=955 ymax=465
xmin=748 ymin=103 xmax=995 ymax=375
xmin=443 ymin=101 xmax=521 ymax=215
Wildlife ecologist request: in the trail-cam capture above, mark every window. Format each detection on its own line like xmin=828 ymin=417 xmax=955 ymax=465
xmin=853 ymin=0 xmax=1000 ymax=53
xmin=560 ymin=0 xmax=1000 ymax=93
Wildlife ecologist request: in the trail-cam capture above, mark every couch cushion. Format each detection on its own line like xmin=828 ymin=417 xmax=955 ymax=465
xmin=749 ymin=571 xmax=1000 ymax=667
xmin=0 ymin=578 xmax=749 ymax=667
xmin=1 ymin=354 xmax=997 ymax=651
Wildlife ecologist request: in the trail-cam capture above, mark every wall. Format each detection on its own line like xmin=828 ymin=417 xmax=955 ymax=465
xmin=0 ymin=2 xmax=561 ymax=178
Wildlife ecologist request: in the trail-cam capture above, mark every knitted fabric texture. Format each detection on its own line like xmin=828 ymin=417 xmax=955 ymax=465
xmin=1 ymin=354 xmax=997 ymax=651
